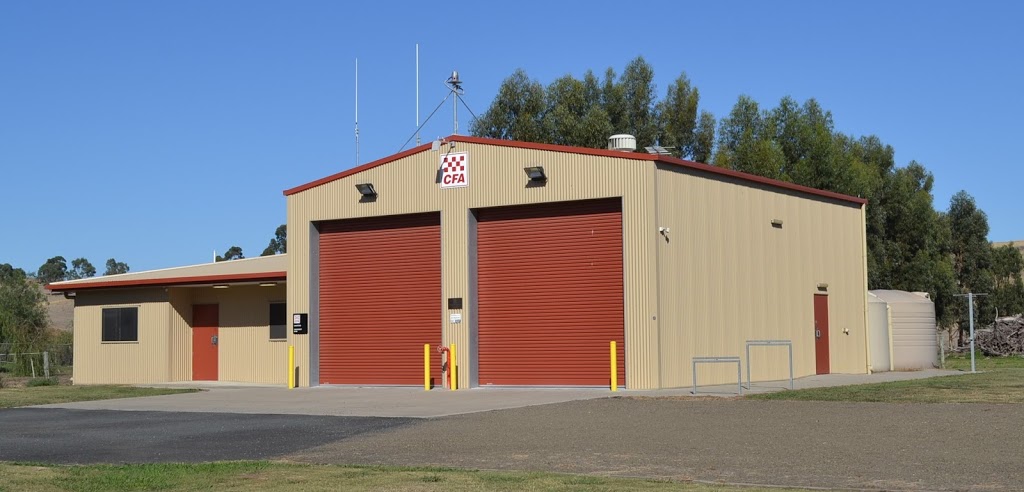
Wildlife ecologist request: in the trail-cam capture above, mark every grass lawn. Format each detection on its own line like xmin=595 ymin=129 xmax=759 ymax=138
xmin=0 ymin=385 xmax=197 ymax=409
xmin=748 ymin=353 xmax=1024 ymax=404
xmin=0 ymin=462 xmax=802 ymax=492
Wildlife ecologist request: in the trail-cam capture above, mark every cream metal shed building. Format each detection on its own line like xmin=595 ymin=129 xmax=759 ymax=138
xmin=285 ymin=135 xmax=870 ymax=389
xmin=50 ymin=135 xmax=870 ymax=389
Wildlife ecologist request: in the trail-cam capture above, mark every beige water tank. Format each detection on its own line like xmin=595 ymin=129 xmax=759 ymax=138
xmin=870 ymin=290 xmax=938 ymax=370
xmin=607 ymin=134 xmax=636 ymax=152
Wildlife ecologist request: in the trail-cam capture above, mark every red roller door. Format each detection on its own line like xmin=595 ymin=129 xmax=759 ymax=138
xmin=319 ymin=213 xmax=442 ymax=385
xmin=477 ymin=198 xmax=625 ymax=386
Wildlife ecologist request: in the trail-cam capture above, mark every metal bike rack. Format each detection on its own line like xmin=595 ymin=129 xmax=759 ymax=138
xmin=692 ymin=356 xmax=742 ymax=395
xmin=744 ymin=339 xmax=794 ymax=390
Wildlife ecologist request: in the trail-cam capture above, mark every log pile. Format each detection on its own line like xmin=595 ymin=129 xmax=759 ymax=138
xmin=976 ymin=316 xmax=1024 ymax=356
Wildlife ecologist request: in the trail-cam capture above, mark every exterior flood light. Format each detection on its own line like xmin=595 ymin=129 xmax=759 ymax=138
xmin=355 ymin=183 xmax=377 ymax=198
xmin=523 ymin=166 xmax=547 ymax=182
xmin=771 ymin=219 xmax=784 ymax=228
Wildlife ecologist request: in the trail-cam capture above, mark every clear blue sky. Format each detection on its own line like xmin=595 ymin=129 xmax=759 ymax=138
xmin=2 ymin=1 xmax=1021 ymax=274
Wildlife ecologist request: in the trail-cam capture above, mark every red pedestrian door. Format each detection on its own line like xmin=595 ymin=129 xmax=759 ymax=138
xmin=813 ymin=295 xmax=830 ymax=375
xmin=192 ymin=304 xmax=219 ymax=381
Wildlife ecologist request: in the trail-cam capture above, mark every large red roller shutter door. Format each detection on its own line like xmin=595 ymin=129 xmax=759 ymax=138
xmin=318 ymin=213 xmax=442 ymax=385
xmin=477 ymin=198 xmax=626 ymax=386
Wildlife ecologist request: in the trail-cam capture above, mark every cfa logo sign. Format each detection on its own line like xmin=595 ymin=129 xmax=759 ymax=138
xmin=440 ymin=152 xmax=468 ymax=189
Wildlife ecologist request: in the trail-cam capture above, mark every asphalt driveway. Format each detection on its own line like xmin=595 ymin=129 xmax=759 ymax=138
xmin=0 ymin=408 xmax=415 ymax=464
xmin=3 ymin=397 xmax=1022 ymax=491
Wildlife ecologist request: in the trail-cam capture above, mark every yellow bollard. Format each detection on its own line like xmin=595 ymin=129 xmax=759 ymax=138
xmin=288 ymin=345 xmax=295 ymax=390
xmin=451 ymin=343 xmax=458 ymax=391
xmin=610 ymin=341 xmax=617 ymax=392
xmin=424 ymin=344 xmax=431 ymax=391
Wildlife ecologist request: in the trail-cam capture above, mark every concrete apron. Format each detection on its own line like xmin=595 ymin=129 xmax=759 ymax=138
xmin=38 ymin=369 xmax=962 ymax=418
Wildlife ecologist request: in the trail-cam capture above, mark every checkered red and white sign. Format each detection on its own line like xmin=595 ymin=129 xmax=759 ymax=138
xmin=440 ymin=152 xmax=468 ymax=189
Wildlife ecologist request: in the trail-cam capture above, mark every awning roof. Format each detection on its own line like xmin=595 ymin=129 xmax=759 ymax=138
xmin=46 ymin=254 xmax=287 ymax=292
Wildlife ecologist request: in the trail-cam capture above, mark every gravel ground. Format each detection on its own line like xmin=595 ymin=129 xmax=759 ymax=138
xmin=286 ymin=397 xmax=1024 ymax=491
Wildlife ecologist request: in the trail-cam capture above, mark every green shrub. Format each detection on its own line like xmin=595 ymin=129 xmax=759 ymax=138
xmin=27 ymin=377 xmax=58 ymax=387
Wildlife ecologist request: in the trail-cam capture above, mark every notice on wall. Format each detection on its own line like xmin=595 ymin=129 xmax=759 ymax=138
xmin=440 ymin=152 xmax=468 ymax=189
xmin=449 ymin=313 xmax=462 ymax=324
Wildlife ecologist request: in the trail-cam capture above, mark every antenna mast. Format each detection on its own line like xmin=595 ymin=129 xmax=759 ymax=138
xmin=446 ymin=70 xmax=463 ymax=135
xmin=415 ymin=44 xmax=420 ymax=145
xmin=355 ymin=58 xmax=360 ymax=165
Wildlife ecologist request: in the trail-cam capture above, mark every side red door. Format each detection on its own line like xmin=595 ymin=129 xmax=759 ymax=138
xmin=192 ymin=304 xmax=219 ymax=381
xmin=813 ymin=294 xmax=830 ymax=375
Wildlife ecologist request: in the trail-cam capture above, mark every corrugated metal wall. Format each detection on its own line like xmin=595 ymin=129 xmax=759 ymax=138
xmin=72 ymin=288 xmax=171 ymax=384
xmin=655 ymin=164 xmax=868 ymax=387
xmin=73 ymin=285 xmax=287 ymax=385
xmin=167 ymin=288 xmax=193 ymax=381
xmin=192 ymin=284 xmax=288 ymax=384
xmin=288 ymin=142 xmax=659 ymax=388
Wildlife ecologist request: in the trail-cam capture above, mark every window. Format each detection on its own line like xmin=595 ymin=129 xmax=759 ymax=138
xmin=102 ymin=307 xmax=138 ymax=342
xmin=270 ymin=302 xmax=287 ymax=340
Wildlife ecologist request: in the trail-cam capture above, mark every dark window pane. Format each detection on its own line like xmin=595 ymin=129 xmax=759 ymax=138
xmin=270 ymin=303 xmax=287 ymax=325
xmin=120 ymin=308 xmax=138 ymax=342
xmin=101 ymin=307 xmax=138 ymax=342
xmin=102 ymin=309 xmax=119 ymax=341
xmin=270 ymin=303 xmax=287 ymax=340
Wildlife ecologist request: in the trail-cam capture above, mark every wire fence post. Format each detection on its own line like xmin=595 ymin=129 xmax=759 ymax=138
xmin=43 ymin=351 xmax=50 ymax=378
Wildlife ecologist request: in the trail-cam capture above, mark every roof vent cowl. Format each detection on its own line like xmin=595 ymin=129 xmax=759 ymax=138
xmin=607 ymin=134 xmax=636 ymax=152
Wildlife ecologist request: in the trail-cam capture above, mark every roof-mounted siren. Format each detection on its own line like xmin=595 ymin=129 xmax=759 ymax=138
xmin=608 ymin=134 xmax=636 ymax=152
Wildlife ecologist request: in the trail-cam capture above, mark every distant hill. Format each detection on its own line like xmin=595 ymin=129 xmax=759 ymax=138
xmin=35 ymin=283 xmax=74 ymax=332
xmin=993 ymin=240 xmax=1024 ymax=254
xmin=993 ymin=240 xmax=1024 ymax=280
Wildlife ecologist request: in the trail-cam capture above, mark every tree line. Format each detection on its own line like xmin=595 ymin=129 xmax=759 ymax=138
xmin=215 ymin=224 xmax=286 ymax=262
xmin=32 ymin=257 xmax=131 ymax=284
xmin=472 ymin=57 xmax=1024 ymax=340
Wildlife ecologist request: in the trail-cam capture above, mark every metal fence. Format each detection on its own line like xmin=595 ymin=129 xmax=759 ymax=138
xmin=0 ymin=343 xmax=73 ymax=378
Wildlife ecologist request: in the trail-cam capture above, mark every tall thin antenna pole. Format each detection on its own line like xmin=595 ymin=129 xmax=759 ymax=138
xmin=355 ymin=58 xmax=360 ymax=165
xmin=447 ymin=71 xmax=462 ymax=135
xmin=416 ymin=44 xmax=420 ymax=145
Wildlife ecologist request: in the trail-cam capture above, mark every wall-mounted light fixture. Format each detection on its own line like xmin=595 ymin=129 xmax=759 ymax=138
xmin=816 ymin=282 xmax=829 ymax=291
xmin=523 ymin=166 xmax=547 ymax=182
xmin=771 ymin=219 xmax=784 ymax=228
xmin=213 ymin=284 xmax=229 ymax=289
xmin=355 ymin=183 xmax=377 ymax=198
xmin=258 ymin=282 xmax=277 ymax=287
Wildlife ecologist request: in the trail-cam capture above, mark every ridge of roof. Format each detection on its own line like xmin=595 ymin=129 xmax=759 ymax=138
xmin=282 ymin=135 xmax=866 ymax=205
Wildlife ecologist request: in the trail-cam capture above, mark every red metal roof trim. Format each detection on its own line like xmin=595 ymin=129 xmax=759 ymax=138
xmin=283 ymin=142 xmax=435 ymax=196
xmin=46 ymin=271 xmax=287 ymax=292
xmin=282 ymin=135 xmax=866 ymax=205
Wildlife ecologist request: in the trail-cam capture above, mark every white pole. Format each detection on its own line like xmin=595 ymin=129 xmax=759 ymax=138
xmin=355 ymin=58 xmax=360 ymax=166
xmin=416 ymin=44 xmax=420 ymax=145
xmin=968 ymin=292 xmax=976 ymax=373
